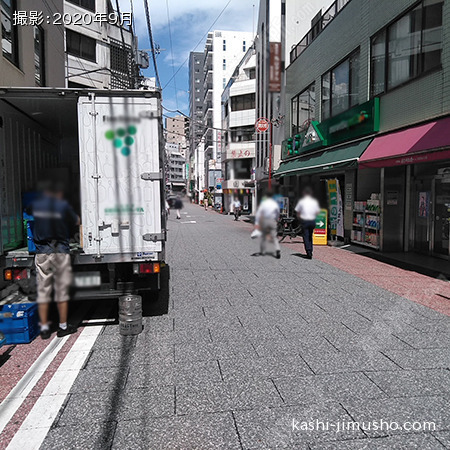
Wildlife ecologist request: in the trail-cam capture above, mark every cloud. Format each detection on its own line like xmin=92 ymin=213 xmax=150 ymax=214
xmin=118 ymin=0 xmax=256 ymax=115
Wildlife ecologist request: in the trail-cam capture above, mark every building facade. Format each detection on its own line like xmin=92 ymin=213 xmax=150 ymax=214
xmin=278 ymin=0 xmax=449 ymax=260
xmin=221 ymin=46 xmax=257 ymax=214
xmin=0 ymin=0 xmax=65 ymax=87
xmin=254 ymin=0 xmax=330 ymax=198
xmin=189 ymin=30 xmax=254 ymax=205
xmin=65 ymin=0 xmax=139 ymax=89
xmin=165 ymin=142 xmax=186 ymax=193
xmin=166 ymin=115 xmax=188 ymax=158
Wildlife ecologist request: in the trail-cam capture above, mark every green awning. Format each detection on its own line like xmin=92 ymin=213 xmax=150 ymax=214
xmin=275 ymin=139 xmax=373 ymax=178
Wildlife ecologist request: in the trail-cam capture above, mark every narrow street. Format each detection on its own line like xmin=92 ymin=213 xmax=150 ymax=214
xmin=1 ymin=202 xmax=449 ymax=449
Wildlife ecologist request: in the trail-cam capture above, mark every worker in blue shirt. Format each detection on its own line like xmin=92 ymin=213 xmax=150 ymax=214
xmin=30 ymin=181 xmax=80 ymax=339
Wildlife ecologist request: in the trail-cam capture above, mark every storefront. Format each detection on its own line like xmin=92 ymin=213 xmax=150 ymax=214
xmin=275 ymin=99 xmax=380 ymax=242
xmin=359 ymin=116 xmax=450 ymax=259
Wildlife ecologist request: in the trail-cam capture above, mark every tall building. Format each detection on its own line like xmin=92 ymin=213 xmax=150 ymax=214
xmin=189 ymin=30 xmax=254 ymax=204
xmin=166 ymin=115 xmax=188 ymax=158
xmin=222 ymin=46 xmax=257 ymax=214
xmin=0 ymin=0 xmax=65 ymax=87
xmin=64 ymin=0 xmax=140 ymax=89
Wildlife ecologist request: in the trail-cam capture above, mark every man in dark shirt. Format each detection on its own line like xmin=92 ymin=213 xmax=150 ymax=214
xmin=30 ymin=184 xmax=80 ymax=339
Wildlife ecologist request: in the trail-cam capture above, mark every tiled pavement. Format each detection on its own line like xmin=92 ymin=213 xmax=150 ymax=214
xmin=40 ymin=203 xmax=450 ymax=449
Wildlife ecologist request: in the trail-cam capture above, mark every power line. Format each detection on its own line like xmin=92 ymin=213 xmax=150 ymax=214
xmin=165 ymin=0 xmax=178 ymax=109
xmin=143 ymin=0 xmax=161 ymax=88
xmin=162 ymin=0 xmax=232 ymax=90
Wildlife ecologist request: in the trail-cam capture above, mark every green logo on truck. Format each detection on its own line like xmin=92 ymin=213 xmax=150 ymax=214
xmin=105 ymin=126 xmax=137 ymax=156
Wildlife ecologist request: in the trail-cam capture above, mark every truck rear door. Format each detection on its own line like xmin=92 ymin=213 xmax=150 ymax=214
xmin=78 ymin=94 xmax=163 ymax=257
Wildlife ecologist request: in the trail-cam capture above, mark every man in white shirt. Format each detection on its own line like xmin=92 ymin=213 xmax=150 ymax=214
xmin=295 ymin=187 xmax=320 ymax=259
xmin=254 ymin=190 xmax=281 ymax=259
xmin=233 ymin=197 xmax=241 ymax=221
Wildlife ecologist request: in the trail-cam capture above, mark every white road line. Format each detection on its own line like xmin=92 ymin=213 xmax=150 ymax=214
xmin=7 ymin=313 xmax=106 ymax=450
xmin=0 ymin=335 xmax=70 ymax=435
xmin=181 ymin=221 xmax=197 ymax=224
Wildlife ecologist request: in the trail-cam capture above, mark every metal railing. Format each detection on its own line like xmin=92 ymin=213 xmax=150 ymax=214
xmin=290 ymin=0 xmax=351 ymax=64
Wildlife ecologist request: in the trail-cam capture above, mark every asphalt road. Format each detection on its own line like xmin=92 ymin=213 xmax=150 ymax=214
xmin=24 ymin=203 xmax=450 ymax=448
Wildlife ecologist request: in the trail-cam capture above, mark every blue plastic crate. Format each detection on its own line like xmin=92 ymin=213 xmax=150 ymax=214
xmin=0 ymin=303 xmax=39 ymax=344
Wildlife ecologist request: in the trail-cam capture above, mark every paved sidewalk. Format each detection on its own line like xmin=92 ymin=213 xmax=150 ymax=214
xmin=37 ymin=203 xmax=449 ymax=449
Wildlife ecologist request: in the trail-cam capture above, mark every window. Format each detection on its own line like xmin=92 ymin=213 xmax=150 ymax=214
xmin=248 ymin=68 xmax=256 ymax=79
xmin=66 ymin=29 xmax=96 ymax=62
xmin=231 ymin=93 xmax=255 ymax=111
xmin=223 ymin=78 xmax=226 ymax=89
xmin=223 ymin=39 xmax=226 ymax=51
xmin=1 ymin=0 xmax=19 ymax=65
xmin=243 ymin=41 xmax=246 ymax=52
xmin=34 ymin=26 xmax=45 ymax=86
xmin=66 ymin=0 xmax=95 ymax=12
xmin=234 ymin=159 xmax=252 ymax=179
xmin=231 ymin=126 xmax=254 ymax=142
xmin=291 ymin=83 xmax=315 ymax=135
xmin=371 ymin=0 xmax=443 ymax=96
xmin=223 ymin=59 xmax=226 ymax=70
xmin=110 ymin=40 xmax=130 ymax=74
xmin=321 ymin=49 xmax=359 ymax=120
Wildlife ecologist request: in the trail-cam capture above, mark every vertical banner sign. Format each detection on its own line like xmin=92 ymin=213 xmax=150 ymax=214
xmin=313 ymin=209 xmax=328 ymax=245
xmin=269 ymin=42 xmax=282 ymax=92
xmin=327 ymin=180 xmax=338 ymax=236
xmin=327 ymin=179 xmax=344 ymax=238
xmin=336 ymin=179 xmax=344 ymax=237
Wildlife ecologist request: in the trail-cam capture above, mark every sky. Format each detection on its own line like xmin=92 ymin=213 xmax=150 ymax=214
xmin=118 ymin=0 xmax=257 ymax=115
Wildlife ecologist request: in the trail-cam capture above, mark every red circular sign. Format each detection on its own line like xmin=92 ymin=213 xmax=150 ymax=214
xmin=255 ymin=118 xmax=270 ymax=133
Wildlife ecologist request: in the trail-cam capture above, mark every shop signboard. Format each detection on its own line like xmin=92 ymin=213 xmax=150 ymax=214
xmin=313 ymin=209 xmax=328 ymax=245
xmin=283 ymin=98 xmax=380 ymax=160
xmin=322 ymin=98 xmax=380 ymax=147
xmin=269 ymin=42 xmax=282 ymax=92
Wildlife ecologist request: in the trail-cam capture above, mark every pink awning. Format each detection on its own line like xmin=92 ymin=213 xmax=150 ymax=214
xmin=359 ymin=117 xmax=450 ymax=168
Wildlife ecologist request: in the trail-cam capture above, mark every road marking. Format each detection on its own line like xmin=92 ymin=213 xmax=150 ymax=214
xmin=6 ymin=312 xmax=106 ymax=450
xmin=0 ymin=335 xmax=70 ymax=435
xmin=181 ymin=221 xmax=197 ymax=224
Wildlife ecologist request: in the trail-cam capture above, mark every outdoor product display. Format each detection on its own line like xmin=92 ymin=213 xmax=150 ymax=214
xmin=351 ymin=194 xmax=381 ymax=249
xmin=0 ymin=303 xmax=39 ymax=344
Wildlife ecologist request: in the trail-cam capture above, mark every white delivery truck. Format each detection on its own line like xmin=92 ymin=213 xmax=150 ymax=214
xmin=0 ymin=88 xmax=167 ymax=300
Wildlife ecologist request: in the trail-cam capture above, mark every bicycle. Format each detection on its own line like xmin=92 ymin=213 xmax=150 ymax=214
xmin=277 ymin=216 xmax=303 ymax=242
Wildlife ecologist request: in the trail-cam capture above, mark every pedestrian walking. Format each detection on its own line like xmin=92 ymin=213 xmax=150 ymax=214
xmin=295 ymin=186 xmax=320 ymax=259
xmin=233 ymin=197 xmax=241 ymax=221
xmin=254 ymin=190 xmax=281 ymax=259
xmin=30 ymin=181 xmax=80 ymax=339
xmin=174 ymin=196 xmax=183 ymax=220
xmin=204 ymin=197 xmax=208 ymax=211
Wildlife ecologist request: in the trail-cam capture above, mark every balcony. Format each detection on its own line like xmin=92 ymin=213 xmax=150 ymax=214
xmin=290 ymin=0 xmax=351 ymax=64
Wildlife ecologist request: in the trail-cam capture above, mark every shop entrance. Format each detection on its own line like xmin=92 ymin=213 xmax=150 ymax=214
xmin=412 ymin=176 xmax=450 ymax=259
xmin=432 ymin=177 xmax=450 ymax=259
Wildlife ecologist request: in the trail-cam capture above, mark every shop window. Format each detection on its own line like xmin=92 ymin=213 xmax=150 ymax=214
xmin=66 ymin=29 xmax=96 ymax=62
xmin=291 ymin=83 xmax=315 ymax=136
xmin=34 ymin=26 xmax=45 ymax=86
xmin=231 ymin=93 xmax=255 ymax=112
xmin=321 ymin=49 xmax=359 ymax=120
xmin=370 ymin=0 xmax=443 ymax=96
xmin=1 ymin=0 xmax=19 ymax=66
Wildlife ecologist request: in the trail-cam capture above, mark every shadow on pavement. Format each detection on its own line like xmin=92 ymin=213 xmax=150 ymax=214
xmin=291 ymin=253 xmax=309 ymax=259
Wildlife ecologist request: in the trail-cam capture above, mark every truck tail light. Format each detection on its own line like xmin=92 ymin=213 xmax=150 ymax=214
xmin=138 ymin=263 xmax=160 ymax=274
xmin=4 ymin=269 xmax=29 ymax=281
xmin=139 ymin=263 xmax=153 ymax=274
